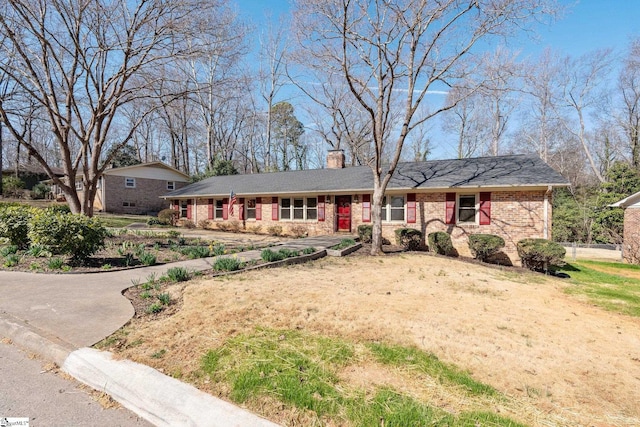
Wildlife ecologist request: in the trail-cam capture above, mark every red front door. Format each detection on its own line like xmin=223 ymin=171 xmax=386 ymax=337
xmin=336 ymin=196 xmax=351 ymax=232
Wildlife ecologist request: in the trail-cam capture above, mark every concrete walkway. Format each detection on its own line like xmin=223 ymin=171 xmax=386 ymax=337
xmin=0 ymin=235 xmax=349 ymax=427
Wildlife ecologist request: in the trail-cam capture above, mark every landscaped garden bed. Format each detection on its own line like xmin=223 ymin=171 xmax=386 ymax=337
xmin=0 ymin=229 xmax=272 ymax=273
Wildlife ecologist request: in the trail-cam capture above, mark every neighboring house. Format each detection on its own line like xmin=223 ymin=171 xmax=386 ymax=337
xmin=2 ymin=163 xmax=64 ymax=192
xmin=76 ymin=162 xmax=190 ymax=215
xmin=611 ymin=191 xmax=640 ymax=263
xmin=163 ymin=151 xmax=569 ymax=259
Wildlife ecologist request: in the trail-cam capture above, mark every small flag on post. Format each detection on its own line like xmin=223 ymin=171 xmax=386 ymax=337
xmin=229 ymin=190 xmax=236 ymax=216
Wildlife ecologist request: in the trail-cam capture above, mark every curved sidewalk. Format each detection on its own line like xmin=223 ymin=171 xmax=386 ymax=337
xmin=0 ymin=235 xmax=348 ymax=427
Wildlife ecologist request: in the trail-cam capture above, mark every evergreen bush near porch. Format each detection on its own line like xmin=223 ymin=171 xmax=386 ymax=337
xmin=517 ymin=238 xmax=566 ymax=273
xmin=468 ymin=234 xmax=505 ymax=262
xmin=428 ymin=232 xmax=454 ymax=256
xmin=394 ymin=228 xmax=422 ymax=251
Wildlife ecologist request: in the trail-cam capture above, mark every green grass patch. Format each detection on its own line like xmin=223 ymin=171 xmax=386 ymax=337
xmin=95 ymin=213 xmax=153 ymax=228
xmin=199 ymin=329 xmax=520 ymax=427
xmin=367 ymin=342 xmax=497 ymax=397
xmin=558 ymin=261 xmax=640 ymax=317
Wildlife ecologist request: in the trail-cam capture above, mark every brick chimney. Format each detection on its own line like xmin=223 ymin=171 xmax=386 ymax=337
xmin=327 ymin=149 xmax=345 ymax=169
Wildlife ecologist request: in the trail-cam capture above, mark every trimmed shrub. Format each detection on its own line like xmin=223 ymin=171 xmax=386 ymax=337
xmin=28 ymin=212 xmax=108 ymax=261
xmin=428 ymin=231 xmax=454 ymax=256
xmin=31 ymin=183 xmax=51 ymax=199
xmin=394 ymin=228 xmax=422 ymax=251
xmin=3 ymin=176 xmax=24 ymax=197
xmin=357 ymin=225 xmax=373 ymax=243
xmin=517 ymin=238 xmax=566 ymax=273
xmin=158 ymin=209 xmax=179 ymax=226
xmin=468 ymin=234 xmax=505 ymax=262
xmin=0 ymin=204 xmax=35 ymax=249
xmin=147 ymin=218 xmax=162 ymax=226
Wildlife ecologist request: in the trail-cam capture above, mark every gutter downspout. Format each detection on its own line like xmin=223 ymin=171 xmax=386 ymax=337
xmin=543 ymin=185 xmax=552 ymax=239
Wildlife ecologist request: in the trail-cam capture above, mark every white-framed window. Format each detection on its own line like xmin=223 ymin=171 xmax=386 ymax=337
xmin=280 ymin=197 xmax=318 ymax=221
xmin=180 ymin=201 xmax=188 ymax=218
xmin=380 ymin=195 xmax=405 ymax=222
xmin=246 ymin=199 xmax=256 ymax=220
xmin=214 ymin=199 xmax=224 ymax=219
xmin=457 ymin=194 xmax=477 ymax=223
xmin=125 ymin=177 xmax=136 ymax=188
xmin=123 ymin=201 xmax=136 ymax=207
xmin=75 ymin=181 xmax=83 ymax=191
xmin=167 ymin=181 xmax=175 ymax=190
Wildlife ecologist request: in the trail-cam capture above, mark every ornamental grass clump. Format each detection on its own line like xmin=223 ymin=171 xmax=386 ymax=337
xmin=261 ymin=248 xmax=285 ymax=262
xmin=213 ymin=257 xmax=243 ymax=272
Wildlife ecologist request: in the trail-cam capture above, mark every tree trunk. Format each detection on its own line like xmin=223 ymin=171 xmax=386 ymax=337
xmin=370 ymin=184 xmax=385 ymax=255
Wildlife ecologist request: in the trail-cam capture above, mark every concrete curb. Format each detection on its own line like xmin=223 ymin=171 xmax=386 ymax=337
xmin=0 ymin=312 xmax=73 ymax=366
xmin=63 ymin=348 xmax=280 ymax=427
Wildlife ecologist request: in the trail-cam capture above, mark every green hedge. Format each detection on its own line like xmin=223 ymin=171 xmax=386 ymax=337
xmin=468 ymin=234 xmax=505 ymax=262
xmin=394 ymin=228 xmax=422 ymax=251
xmin=427 ymin=231 xmax=454 ymax=256
xmin=516 ymin=238 xmax=566 ymax=273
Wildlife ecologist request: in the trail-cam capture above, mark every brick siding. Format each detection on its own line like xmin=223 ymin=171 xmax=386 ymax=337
xmin=623 ymin=207 xmax=640 ymax=263
xmin=177 ymin=189 xmax=552 ymax=263
xmin=102 ymin=175 xmax=187 ymax=214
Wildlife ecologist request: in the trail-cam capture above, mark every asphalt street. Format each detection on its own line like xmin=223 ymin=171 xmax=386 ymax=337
xmin=0 ymin=342 xmax=151 ymax=427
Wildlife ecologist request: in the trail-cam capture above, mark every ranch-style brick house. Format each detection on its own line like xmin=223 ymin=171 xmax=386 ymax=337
xmin=163 ymin=151 xmax=569 ymax=258
xmin=611 ymin=190 xmax=640 ymax=263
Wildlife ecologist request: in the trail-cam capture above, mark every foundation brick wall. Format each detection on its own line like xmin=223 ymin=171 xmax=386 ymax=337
xmin=177 ymin=189 xmax=552 ymax=263
xmin=103 ymin=175 xmax=187 ymax=214
xmin=623 ymin=207 xmax=640 ymax=263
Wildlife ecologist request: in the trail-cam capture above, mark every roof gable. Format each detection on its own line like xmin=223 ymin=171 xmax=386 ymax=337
xmin=103 ymin=162 xmax=190 ymax=181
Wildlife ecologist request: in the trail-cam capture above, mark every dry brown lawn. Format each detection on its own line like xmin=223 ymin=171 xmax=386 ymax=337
xmin=107 ymin=253 xmax=640 ymax=427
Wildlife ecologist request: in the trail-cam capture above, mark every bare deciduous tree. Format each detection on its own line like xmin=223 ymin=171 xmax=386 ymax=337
xmin=554 ymin=49 xmax=613 ymax=183
xmin=618 ymin=37 xmax=640 ymax=169
xmin=292 ymin=0 xmax=557 ymax=254
xmin=0 ymin=0 xmax=219 ymax=214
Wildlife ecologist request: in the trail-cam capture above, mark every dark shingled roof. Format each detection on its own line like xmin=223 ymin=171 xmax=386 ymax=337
xmin=164 ymin=154 xmax=569 ymax=198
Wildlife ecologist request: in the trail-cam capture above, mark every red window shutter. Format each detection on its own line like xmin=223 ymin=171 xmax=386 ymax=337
xmin=445 ymin=193 xmax=456 ymax=224
xmin=271 ymin=197 xmax=279 ymax=221
xmin=318 ymin=196 xmax=325 ymax=222
xmin=173 ymin=200 xmax=180 ymax=212
xmin=208 ymin=199 xmax=213 ymax=220
xmin=407 ymin=193 xmax=417 ymax=223
xmin=256 ymin=197 xmax=262 ymax=221
xmin=186 ymin=199 xmax=192 ymax=220
xmin=479 ymin=192 xmax=491 ymax=225
xmin=222 ymin=198 xmax=229 ymax=220
xmin=239 ymin=198 xmax=245 ymax=220
xmin=362 ymin=194 xmax=371 ymax=223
